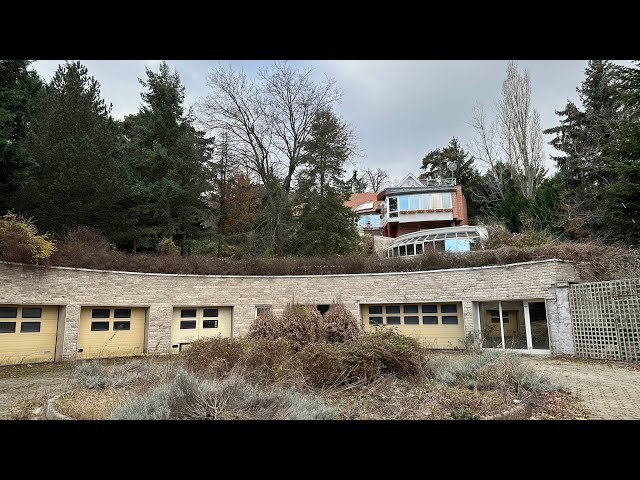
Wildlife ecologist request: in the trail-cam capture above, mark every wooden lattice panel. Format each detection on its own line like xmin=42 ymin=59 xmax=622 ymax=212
xmin=570 ymin=279 xmax=640 ymax=361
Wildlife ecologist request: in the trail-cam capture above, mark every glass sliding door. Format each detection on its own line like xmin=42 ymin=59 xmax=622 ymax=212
xmin=479 ymin=300 xmax=550 ymax=352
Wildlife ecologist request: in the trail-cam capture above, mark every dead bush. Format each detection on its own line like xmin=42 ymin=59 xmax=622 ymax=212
xmin=322 ymin=302 xmax=362 ymax=343
xmin=247 ymin=309 xmax=284 ymax=341
xmin=241 ymin=338 xmax=303 ymax=386
xmin=181 ymin=337 xmax=245 ymax=377
xmin=278 ymin=303 xmax=323 ymax=347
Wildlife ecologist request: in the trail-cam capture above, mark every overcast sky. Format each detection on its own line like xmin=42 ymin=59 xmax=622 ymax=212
xmin=32 ymin=60 xmax=632 ymax=184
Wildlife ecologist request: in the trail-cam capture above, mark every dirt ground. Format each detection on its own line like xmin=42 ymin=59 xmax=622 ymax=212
xmin=2 ymin=355 xmax=640 ymax=420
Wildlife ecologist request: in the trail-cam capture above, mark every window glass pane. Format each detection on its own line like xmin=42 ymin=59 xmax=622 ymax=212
xmin=91 ymin=321 xmax=109 ymax=331
xmin=404 ymin=305 xmax=419 ymax=314
xmin=181 ymin=309 xmax=197 ymax=318
xmin=180 ymin=320 xmax=196 ymax=329
xmin=114 ymin=308 xmax=131 ymax=318
xmin=398 ymin=196 xmax=409 ymax=211
xmin=416 ymin=243 xmax=423 ymax=254
xmin=22 ymin=307 xmax=42 ymax=318
xmin=386 ymin=316 xmax=401 ymax=325
xmin=20 ymin=322 xmax=41 ymax=333
xmin=369 ymin=306 xmax=383 ymax=315
xmin=419 ymin=194 xmax=430 ymax=209
xmin=203 ymin=320 xmax=219 ymax=329
xmin=203 ymin=308 xmax=219 ymax=318
xmin=408 ymin=195 xmax=419 ymax=210
xmin=441 ymin=304 xmax=458 ymax=313
xmin=422 ymin=316 xmax=438 ymax=324
xmin=113 ymin=321 xmax=130 ymax=331
xmin=0 ymin=322 xmax=17 ymax=333
xmin=256 ymin=306 xmax=272 ymax=317
xmin=441 ymin=193 xmax=452 ymax=208
xmin=369 ymin=317 xmax=383 ymax=325
xmin=407 ymin=244 xmax=415 ymax=255
xmin=0 ymin=307 xmax=18 ymax=318
xmin=92 ymin=309 xmax=110 ymax=319
xmin=442 ymin=316 xmax=459 ymax=324
xmin=389 ymin=197 xmax=398 ymax=212
xmin=431 ymin=193 xmax=442 ymax=209
xmin=386 ymin=305 xmax=400 ymax=314
xmin=399 ymin=245 xmax=406 ymax=256
xmin=404 ymin=316 xmax=419 ymax=325
xmin=422 ymin=304 xmax=437 ymax=313
xmin=390 ymin=212 xmax=398 ymax=218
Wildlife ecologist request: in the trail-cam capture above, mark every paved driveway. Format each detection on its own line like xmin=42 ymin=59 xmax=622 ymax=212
xmin=525 ymin=356 xmax=640 ymax=420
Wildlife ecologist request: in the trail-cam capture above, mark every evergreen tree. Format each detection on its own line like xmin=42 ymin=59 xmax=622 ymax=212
xmin=347 ymin=169 xmax=368 ymax=193
xmin=0 ymin=60 xmax=43 ymax=212
xmin=19 ymin=61 xmax=124 ymax=234
xmin=419 ymin=137 xmax=483 ymax=220
xmin=122 ymin=62 xmax=214 ymax=251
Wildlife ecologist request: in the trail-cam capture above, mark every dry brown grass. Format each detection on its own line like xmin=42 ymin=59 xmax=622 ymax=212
xmin=55 ymin=386 xmax=139 ymax=420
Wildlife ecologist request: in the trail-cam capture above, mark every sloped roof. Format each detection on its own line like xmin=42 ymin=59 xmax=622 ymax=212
xmin=344 ymin=192 xmax=380 ymax=211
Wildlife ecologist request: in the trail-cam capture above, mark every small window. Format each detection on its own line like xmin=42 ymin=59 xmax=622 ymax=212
xmin=441 ymin=193 xmax=452 ymax=209
xmin=422 ymin=304 xmax=437 ymax=313
xmin=416 ymin=243 xmax=423 ymax=255
xmin=407 ymin=244 xmax=415 ymax=255
xmin=22 ymin=307 xmax=42 ymax=318
xmin=113 ymin=321 xmax=130 ymax=331
xmin=369 ymin=317 xmax=383 ymax=325
xmin=317 ymin=305 xmax=330 ymax=315
xmin=0 ymin=307 xmax=18 ymax=318
xmin=20 ymin=322 xmax=41 ymax=333
xmin=368 ymin=306 xmax=383 ymax=315
xmin=386 ymin=305 xmax=400 ymax=314
xmin=404 ymin=305 xmax=418 ymax=314
xmin=203 ymin=308 xmax=219 ymax=318
xmin=399 ymin=196 xmax=409 ymax=211
xmin=389 ymin=197 xmax=398 ymax=212
xmin=256 ymin=306 xmax=272 ymax=317
xmin=441 ymin=304 xmax=458 ymax=313
xmin=180 ymin=320 xmax=197 ymax=329
xmin=408 ymin=195 xmax=419 ymax=210
xmin=419 ymin=193 xmax=430 ymax=210
xmin=92 ymin=309 xmax=110 ymax=319
xmin=0 ymin=322 xmax=17 ymax=333
xmin=203 ymin=320 xmax=219 ymax=329
xmin=114 ymin=309 xmax=131 ymax=318
xmin=442 ymin=316 xmax=459 ymax=325
xmin=181 ymin=309 xmax=197 ymax=318
xmin=386 ymin=316 xmax=401 ymax=325
xmin=91 ymin=321 xmax=109 ymax=331
xmin=422 ymin=316 xmax=438 ymax=324
xmin=399 ymin=245 xmax=406 ymax=256
xmin=404 ymin=316 xmax=419 ymax=325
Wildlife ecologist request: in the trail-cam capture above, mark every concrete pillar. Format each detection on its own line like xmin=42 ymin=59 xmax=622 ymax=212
xmin=546 ymin=283 xmax=575 ymax=355
xmin=61 ymin=303 xmax=81 ymax=361
xmin=146 ymin=304 xmax=173 ymax=354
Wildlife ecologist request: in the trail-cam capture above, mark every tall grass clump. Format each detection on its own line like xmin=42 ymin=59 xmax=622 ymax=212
xmin=74 ymin=359 xmax=158 ymax=389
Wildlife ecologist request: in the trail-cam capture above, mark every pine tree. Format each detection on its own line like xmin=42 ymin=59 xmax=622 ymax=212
xmin=19 ymin=61 xmax=124 ymax=234
xmin=122 ymin=62 xmax=214 ymax=251
xmin=0 ymin=60 xmax=43 ymax=212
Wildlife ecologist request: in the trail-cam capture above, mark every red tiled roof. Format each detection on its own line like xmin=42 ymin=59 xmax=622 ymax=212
xmin=344 ymin=192 xmax=381 ymax=211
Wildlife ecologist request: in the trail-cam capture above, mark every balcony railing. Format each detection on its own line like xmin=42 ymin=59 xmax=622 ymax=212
xmin=423 ymin=177 xmax=456 ymax=186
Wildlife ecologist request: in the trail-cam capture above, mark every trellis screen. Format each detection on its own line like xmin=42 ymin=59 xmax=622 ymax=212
xmin=569 ymin=279 xmax=640 ymax=361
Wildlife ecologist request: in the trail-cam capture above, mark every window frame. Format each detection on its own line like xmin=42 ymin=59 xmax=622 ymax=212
xmin=20 ymin=321 xmax=41 ymax=333
xmin=113 ymin=321 xmax=131 ymax=331
xmin=91 ymin=308 xmax=110 ymax=319
xmin=21 ymin=307 xmax=42 ymax=318
xmin=180 ymin=320 xmax=197 ymax=330
xmin=0 ymin=321 xmax=17 ymax=333
xmin=90 ymin=321 xmax=110 ymax=332
xmin=0 ymin=307 xmax=18 ymax=318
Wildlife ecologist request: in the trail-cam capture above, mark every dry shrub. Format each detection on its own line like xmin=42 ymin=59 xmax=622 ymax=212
xmin=247 ymin=310 xmax=284 ymax=341
xmin=182 ymin=337 xmax=244 ymax=377
xmin=322 ymin=303 xmax=362 ymax=343
xmin=0 ymin=213 xmax=55 ymax=264
xmin=277 ymin=304 xmax=323 ymax=347
xmin=482 ymin=224 xmax=556 ymax=249
xmin=241 ymin=338 xmax=302 ymax=386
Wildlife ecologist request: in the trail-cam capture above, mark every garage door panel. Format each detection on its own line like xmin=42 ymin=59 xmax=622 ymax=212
xmin=0 ymin=305 xmax=59 ymax=365
xmin=77 ymin=307 xmax=145 ymax=359
xmin=171 ymin=307 xmax=232 ymax=353
xmin=362 ymin=302 xmax=464 ymax=349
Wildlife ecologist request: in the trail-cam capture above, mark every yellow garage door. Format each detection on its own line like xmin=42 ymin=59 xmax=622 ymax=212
xmin=362 ymin=302 xmax=465 ymax=349
xmin=77 ymin=307 xmax=146 ymax=359
xmin=0 ymin=305 xmax=59 ymax=365
xmin=171 ymin=307 xmax=232 ymax=353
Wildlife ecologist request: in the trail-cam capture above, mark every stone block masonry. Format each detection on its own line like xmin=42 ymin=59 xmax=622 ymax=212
xmin=0 ymin=259 xmax=580 ymax=360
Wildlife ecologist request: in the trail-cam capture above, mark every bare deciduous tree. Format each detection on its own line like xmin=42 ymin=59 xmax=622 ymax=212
xmin=468 ymin=61 xmax=547 ymax=201
xmin=197 ymin=62 xmax=341 ymax=254
xmin=364 ymin=167 xmax=390 ymax=192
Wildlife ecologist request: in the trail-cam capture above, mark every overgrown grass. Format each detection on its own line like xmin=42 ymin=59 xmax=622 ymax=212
xmin=110 ymin=369 xmax=338 ymax=420
xmin=74 ymin=359 xmax=159 ymax=389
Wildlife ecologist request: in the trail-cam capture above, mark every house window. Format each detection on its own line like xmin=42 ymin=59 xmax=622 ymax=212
xmin=431 ymin=193 xmax=442 ymax=209
xmin=441 ymin=304 xmax=458 ymax=313
xmin=256 ymin=306 xmax=272 ymax=317
xmin=404 ymin=316 xmax=419 ymax=325
xmin=386 ymin=305 xmax=400 ymax=314
xmin=181 ymin=309 xmax=197 ymax=318
xmin=386 ymin=316 xmax=401 ymax=325
xmin=113 ymin=321 xmax=131 ymax=331
xmin=180 ymin=320 xmax=197 ymax=329
xmin=369 ymin=317 xmax=383 ymax=325
xmin=0 ymin=322 xmax=17 ymax=333
xmin=489 ymin=310 xmax=510 ymax=323
xmin=92 ymin=309 xmax=110 ymax=319
xmin=416 ymin=243 xmax=423 ymax=255
xmin=114 ymin=308 xmax=131 ymax=318
xmin=22 ymin=307 xmax=42 ymax=318
xmin=0 ymin=307 xmax=18 ymax=318
xmin=422 ymin=304 xmax=437 ymax=313
xmin=399 ymin=195 xmax=409 ymax=211
xmin=404 ymin=305 xmax=419 ymax=314
xmin=203 ymin=320 xmax=219 ymax=329
xmin=422 ymin=316 xmax=438 ymax=324
xmin=408 ymin=195 xmax=419 ymax=210
xmin=203 ymin=308 xmax=219 ymax=318
xmin=441 ymin=193 xmax=452 ymax=209
xmin=369 ymin=306 xmax=383 ymax=315
xmin=407 ymin=244 xmax=415 ymax=255
xmin=389 ymin=197 xmax=398 ymax=213
xmin=442 ymin=316 xmax=459 ymax=325
xmin=91 ymin=322 xmax=109 ymax=331
xmin=20 ymin=322 xmax=41 ymax=333
xmin=419 ymin=194 xmax=430 ymax=210
xmin=399 ymin=245 xmax=406 ymax=256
